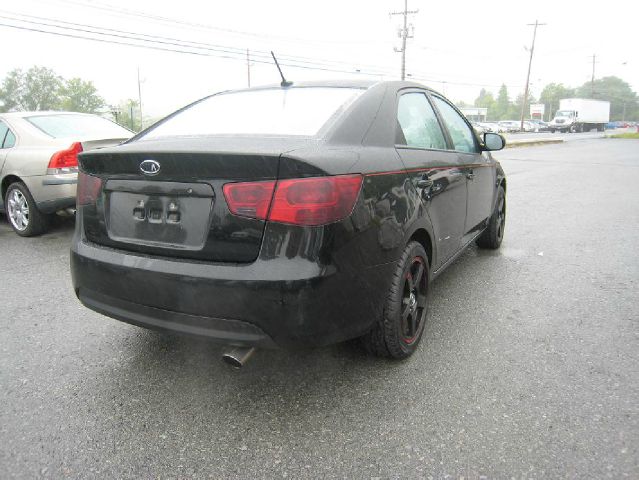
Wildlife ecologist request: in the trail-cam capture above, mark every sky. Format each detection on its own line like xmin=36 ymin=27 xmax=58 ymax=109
xmin=1 ymin=0 xmax=636 ymax=120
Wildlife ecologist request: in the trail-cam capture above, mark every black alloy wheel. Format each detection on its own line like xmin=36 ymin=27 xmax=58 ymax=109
xmin=400 ymin=256 xmax=428 ymax=344
xmin=362 ymin=241 xmax=429 ymax=359
xmin=476 ymin=185 xmax=506 ymax=249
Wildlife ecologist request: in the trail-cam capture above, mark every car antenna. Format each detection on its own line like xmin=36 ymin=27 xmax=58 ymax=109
xmin=271 ymin=51 xmax=293 ymax=87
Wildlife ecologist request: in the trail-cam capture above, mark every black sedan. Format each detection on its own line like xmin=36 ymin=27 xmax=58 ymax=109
xmin=71 ymin=80 xmax=507 ymax=363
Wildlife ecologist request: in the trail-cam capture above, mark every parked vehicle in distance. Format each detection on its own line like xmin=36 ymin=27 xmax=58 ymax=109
xmin=528 ymin=119 xmax=549 ymax=132
xmin=548 ymin=98 xmax=610 ymax=133
xmin=482 ymin=122 xmax=505 ymax=133
xmin=498 ymin=120 xmax=521 ymax=132
xmin=71 ymin=81 xmax=507 ymax=362
xmin=0 ymin=112 xmax=132 ymax=236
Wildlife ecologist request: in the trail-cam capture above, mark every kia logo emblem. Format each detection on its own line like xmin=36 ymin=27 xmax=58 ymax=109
xmin=140 ymin=159 xmax=161 ymax=176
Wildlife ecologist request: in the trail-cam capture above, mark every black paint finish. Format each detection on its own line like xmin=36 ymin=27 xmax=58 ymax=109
xmin=71 ymin=80 xmax=506 ymax=348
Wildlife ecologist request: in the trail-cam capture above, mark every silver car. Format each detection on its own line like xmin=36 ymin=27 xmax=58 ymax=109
xmin=0 ymin=112 xmax=131 ymax=236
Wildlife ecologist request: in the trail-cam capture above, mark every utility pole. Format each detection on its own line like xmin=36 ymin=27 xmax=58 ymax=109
xmin=246 ymin=49 xmax=251 ymax=88
xmin=520 ymin=20 xmax=545 ymax=131
xmin=390 ymin=0 xmax=418 ymax=80
xmin=590 ymin=54 xmax=597 ymax=97
xmin=137 ymin=67 xmax=143 ymax=130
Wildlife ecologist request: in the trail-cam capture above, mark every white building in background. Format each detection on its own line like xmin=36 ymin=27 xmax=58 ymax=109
xmin=460 ymin=107 xmax=488 ymax=122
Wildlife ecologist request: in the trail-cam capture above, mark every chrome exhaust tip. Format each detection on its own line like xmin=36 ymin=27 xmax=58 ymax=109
xmin=222 ymin=346 xmax=256 ymax=368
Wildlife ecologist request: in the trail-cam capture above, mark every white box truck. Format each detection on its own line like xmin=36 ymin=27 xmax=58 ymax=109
xmin=549 ymin=98 xmax=610 ymax=133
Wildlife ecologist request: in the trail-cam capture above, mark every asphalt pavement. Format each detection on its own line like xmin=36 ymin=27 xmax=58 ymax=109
xmin=1 ymin=138 xmax=637 ymax=478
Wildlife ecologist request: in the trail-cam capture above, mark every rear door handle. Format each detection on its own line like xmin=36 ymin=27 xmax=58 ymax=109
xmin=416 ymin=174 xmax=433 ymax=189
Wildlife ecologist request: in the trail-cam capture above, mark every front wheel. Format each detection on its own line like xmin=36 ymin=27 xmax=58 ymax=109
xmin=476 ymin=185 xmax=506 ymax=249
xmin=5 ymin=182 xmax=51 ymax=237
xmin=361 ymin=241 xmax=429 ymax=359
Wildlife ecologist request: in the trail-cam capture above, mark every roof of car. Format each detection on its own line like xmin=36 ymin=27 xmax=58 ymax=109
xmin=0 ymin=111 xmax=96 ymax=118
xmin=217 ymin=79 xmax=439 ymax=94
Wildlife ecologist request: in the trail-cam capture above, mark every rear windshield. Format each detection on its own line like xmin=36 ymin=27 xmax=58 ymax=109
xmin=141 ymin=87 xmax=364 ymax=139
xmin=26 ymin=114 xmax=132 ymax=139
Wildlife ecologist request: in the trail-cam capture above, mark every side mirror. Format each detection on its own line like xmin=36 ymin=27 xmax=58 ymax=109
xmin=483 ymin=132 xmax=506 ymax=151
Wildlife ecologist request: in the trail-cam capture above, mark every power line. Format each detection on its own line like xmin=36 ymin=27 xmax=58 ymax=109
xmin=0 ymin=10 xmax=399 ymax=74
xmin=45 ymin=0 xmax=376 ymax=47
xmin=0 ymin=18 xmax=387 ymax=76
xmin=0 ymin=16 xmax=525 ymax=90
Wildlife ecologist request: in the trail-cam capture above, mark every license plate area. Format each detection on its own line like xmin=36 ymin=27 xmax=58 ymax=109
xmin=105 ymin=180 xmax=214 ymax=250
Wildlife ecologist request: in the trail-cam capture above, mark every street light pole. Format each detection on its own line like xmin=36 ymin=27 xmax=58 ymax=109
xmin=520 ymin=20 xmax=545 ymax=131
xmin=137 ymin=67 xmax=143 ymax=130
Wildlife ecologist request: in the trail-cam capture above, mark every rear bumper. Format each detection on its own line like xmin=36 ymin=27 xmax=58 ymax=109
xmin=20 ymin=174 xmax=77 ymax=213
xmin=70 ymin=232 xmax=393 ymax=349
xmin=78 ymin=287 xmax=277 ymax=348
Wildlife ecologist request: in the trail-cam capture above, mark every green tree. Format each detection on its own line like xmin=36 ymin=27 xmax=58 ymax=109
xmin=60 ymin=78 xmax=105 ymax=113
xmin=474 ymin=88 xmax=496 ymax=120
xmin=23 ymin=66 xmax=63 ymax=110
xmin=114 ymin=99 xmax=141 ymax=132
xmin=539 ymin=83 xmax=575 ymax=121
xmin=510 ymin=92 xmax=537 ymax=120
xmin=576 ymin=76 xmax=638 ymax=121
xmin=0 ymin=69 xmax=24 ymax=112
xmin=494 ymin=84 xmax=511 ymax=120
xmin=0 ymin=66 xmax=62 ymax=111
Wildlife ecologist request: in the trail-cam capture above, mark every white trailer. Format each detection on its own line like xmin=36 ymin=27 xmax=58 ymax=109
xmin=549 ymin=98 xmax=610 ymax=133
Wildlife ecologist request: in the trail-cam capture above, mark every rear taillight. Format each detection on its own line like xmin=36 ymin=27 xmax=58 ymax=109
xmin=48 ymin=142 xmax=83 ymax=173
xmin=76 ymin=171 xmax=102 ymax=206
xmin=223 ymin=174 xmax=363 ymax=226
xmin=269 ymin=175 xmax=363 ymax=226
xmin=223 ymin=180 xmax=276 ymax=220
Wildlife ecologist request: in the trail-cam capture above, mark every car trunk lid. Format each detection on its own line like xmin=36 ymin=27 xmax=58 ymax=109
xmin=78 ymin=136 xmax=313 ymax=263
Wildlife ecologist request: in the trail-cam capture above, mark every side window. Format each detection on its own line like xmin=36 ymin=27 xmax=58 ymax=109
xmin=396 ymin=93 xmax=447 ymax=150
xmin=3 ymin=129 xmax=15 ymax=148
xmin=0 ymin=121 xmax=8 ymax=149
xmin=431 ymin=96 xmax=478 ymax=153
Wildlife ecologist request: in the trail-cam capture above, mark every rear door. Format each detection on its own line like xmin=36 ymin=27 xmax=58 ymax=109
xmin=0 ymin=121 xmax=15 ymax=212
xmin=394 ymin=90 xmax=468 ymax=268
xmin=0 ymin=120 xmax=12 ymax=174
xmin=429 ymin=94 xmax=496 ymax=245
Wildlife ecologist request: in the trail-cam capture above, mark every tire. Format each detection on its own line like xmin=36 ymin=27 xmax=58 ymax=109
xmin=550 ymin=129 xmax=555 ymax=133
xmin=4 ymin=182 xmax=50 ymax=237
xmin=361 ymin=241 xmax=429 ymax=359
xmin=476 ymin=185 xmax=506 ymax=250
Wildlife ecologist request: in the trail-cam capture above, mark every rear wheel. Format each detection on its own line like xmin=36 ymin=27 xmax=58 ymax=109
xmin=361 ymin=241 xmax=429 ymax=359
xmin=5 ymin=182 xmax=50 ymax=237
xmin=476 ymin=185 xmax=506 ymax=249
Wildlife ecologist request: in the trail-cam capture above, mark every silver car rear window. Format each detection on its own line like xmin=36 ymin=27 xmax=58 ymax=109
xmin=141 ymin=87 xmax=364 ymax=139
xmin=26 ymin=114 xmax=132 ymax=139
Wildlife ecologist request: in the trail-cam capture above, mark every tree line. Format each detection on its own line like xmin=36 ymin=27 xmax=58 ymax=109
xmin=0 ymin=66 xmax=143 ymax=131
xmin=468 ymin=76 xmax=638 ymax=122
xmin=2 ymin=65 xmax=637 ymax=128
